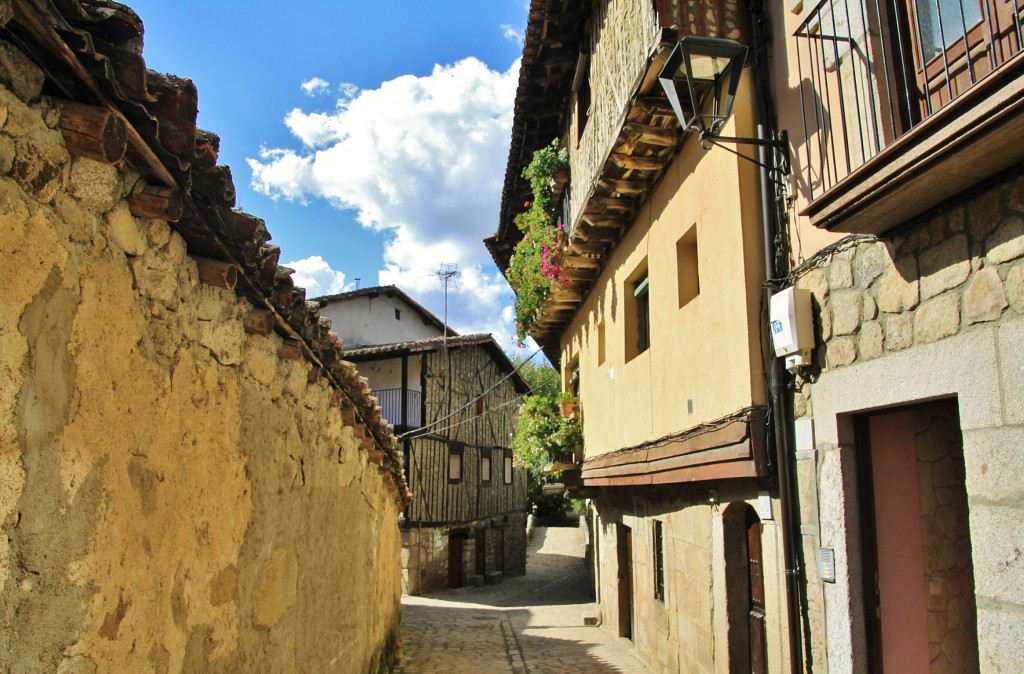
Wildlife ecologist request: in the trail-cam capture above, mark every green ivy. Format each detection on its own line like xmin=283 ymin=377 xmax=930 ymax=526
xmin=507 ymin=139 xmax=570 ymax=343
xmin=511 ymin=359 xmax=582 ymax=514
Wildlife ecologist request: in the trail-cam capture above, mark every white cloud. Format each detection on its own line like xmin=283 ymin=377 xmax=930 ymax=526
xmin=501 ymin=23 xmax=524 ymax=45
xmin=283 ymin=255 xmax=350 ymax=298
xmin=300 ymin=77 xmax=330 ymax=96
xmin=249 ymin=57 xmax=522 ymax=348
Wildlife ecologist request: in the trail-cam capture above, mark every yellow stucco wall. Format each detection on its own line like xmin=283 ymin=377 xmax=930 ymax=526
xmin=0 ymin=75 xmax=401 ymax=673
xmin=561 ymin=82 xmax=767 ymax=458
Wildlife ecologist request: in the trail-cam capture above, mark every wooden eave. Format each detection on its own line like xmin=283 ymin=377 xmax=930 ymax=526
xmin=487 ymin=0 xmax=591 ymax=273
xmin=523 ymin=31 xmax=695 ymax=359
xmin=579 ymin=407 xmax=769 ymax=487
xmin=2 ymin=0 xmax=409 ymax=503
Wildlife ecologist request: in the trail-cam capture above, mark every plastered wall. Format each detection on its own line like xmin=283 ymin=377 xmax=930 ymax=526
xmin=0 ymin=74 xmax=402 ymax=673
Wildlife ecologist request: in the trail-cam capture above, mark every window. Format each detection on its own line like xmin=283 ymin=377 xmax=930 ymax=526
xmin=503 ymin=450 xmax=513 ymax=484
xmin=794 ymin=0 xmax=1021 ymax=204
xmin=653 ymin=520 xmax=665 ymax=602
xmin=597 ymin=320 xmax=606 ymax=366
xmin=635 ymin=275 xmax=650 ymax=355
xmin=677 ymin=224 xmax=699 ymax=308
xmin=480 ymin=448 xmax=492 ymax=483
xmin=448 ymin=442 xmax=464 ymax=483
xmin=475 ymin=395 xmax=484 ymax=416
xmin=625 ymin=262 xmax=650 ymax=362
xmin=573 ymin=42 xmax=591 ymax=143
xmin=395 ymin=308 xmax=401 ymax=320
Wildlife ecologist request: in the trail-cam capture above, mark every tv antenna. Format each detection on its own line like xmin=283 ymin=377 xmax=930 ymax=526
xmin=436 ymin=262 xmax=460 ymax=347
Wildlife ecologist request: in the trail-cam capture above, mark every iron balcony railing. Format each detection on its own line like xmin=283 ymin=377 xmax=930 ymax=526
xmin=794 ymin=0 xmax=1024 ymax=200
xmin=371 ymin=388 xmax=422 ymax=428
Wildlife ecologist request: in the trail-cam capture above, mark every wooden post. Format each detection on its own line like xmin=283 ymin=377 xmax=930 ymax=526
xmin=128 ymin=184 xmax=183 ymax=222
xmin=191 ymin=256 xmax=238 ymax=290
xmin=57 ymin=99 xmax=127 ymax=164
xmin=243 ymin=308 xmax=275 ymax=336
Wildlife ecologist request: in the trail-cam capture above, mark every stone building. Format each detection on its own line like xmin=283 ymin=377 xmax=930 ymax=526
xmin=318 ymin=287 xmax=530 ymax=594
xmin=490 ymin=0 xmax=1024 ymax=672
xmin=0 ymin=2 xmax=407 ymax=672
xmin=773 ymin=1 xmax=1024 ymax=671
xmin=488 ymin=2 xmax=790 ymax=672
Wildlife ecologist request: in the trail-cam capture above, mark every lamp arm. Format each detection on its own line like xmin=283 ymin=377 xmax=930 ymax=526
xmin=699 ymin=129 xmax=791 ymax=177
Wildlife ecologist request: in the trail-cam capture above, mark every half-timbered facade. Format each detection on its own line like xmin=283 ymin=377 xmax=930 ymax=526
xmin=321 ymin=289 xmax=530 ymax=594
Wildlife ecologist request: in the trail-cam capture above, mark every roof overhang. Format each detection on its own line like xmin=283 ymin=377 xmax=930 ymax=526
xmin=579 ymin=407 xmax=769 ymax=487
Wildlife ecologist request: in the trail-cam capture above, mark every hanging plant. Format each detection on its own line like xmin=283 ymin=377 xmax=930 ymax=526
xmin=507 ymin=139 xmax=570 ymax=343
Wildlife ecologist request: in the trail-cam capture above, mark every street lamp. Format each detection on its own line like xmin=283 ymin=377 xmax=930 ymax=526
xmin=658 ymin=36 xmax=789 ymax=176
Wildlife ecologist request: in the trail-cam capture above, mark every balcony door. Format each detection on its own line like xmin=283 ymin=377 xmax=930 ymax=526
xmin=895 ymin=0 xmax=1019 ymax=116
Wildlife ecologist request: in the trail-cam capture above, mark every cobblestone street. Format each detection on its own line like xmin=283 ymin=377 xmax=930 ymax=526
xmin=394 ymin=524 xmax=652 ymax=674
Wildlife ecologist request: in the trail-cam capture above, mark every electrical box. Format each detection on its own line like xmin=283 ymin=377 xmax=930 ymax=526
xmin=769 ymin=286 xmax=814 ymax=372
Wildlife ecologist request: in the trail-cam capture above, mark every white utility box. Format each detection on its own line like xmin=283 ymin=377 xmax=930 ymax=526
xmin=769 ymin=286 xmax=814 ymax=372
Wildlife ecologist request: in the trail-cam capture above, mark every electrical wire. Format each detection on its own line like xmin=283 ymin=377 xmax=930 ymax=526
xmin=395 ymin=346 xmax=543 ymax=439
xmin=409 ymin=396 xmax=525 ymax=440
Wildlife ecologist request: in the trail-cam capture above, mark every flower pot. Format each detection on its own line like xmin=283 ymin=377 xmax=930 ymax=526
xmin=560 ymin=402 xmax=577 ymax=417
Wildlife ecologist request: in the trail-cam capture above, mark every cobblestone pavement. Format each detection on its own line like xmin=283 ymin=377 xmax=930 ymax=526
xmin=394 ymin=524 xmax=652 ymax=674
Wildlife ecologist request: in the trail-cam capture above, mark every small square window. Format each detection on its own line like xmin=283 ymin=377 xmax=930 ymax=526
xmin=448 ymin=442 xmax=464 ymax=483
xmin=677 ymin=224 xmax=699 ymax=309
xmin=480 ymin=448 xmax=492 ymax=483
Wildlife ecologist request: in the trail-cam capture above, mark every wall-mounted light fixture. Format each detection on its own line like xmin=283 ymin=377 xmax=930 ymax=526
xmin=658 ymin=36 xmax=789 ymax=176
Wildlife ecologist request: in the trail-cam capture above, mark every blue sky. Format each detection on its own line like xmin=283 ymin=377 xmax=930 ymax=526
xmin=131 ymin=1 xmax=531 ymax=351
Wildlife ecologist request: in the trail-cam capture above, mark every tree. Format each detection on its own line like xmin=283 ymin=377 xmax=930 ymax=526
xmin=511 ymin=357 xmax=581 ymax=518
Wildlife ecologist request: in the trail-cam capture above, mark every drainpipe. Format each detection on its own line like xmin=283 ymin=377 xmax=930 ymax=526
xmin=750 ymin=1 xmax=806 ymax=672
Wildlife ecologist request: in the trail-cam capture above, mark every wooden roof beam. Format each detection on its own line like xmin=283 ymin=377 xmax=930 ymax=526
xmin=623 ymin=122 xmax=680 ymax=147
xmin=610 ymin=153 xmax=667 ymax=171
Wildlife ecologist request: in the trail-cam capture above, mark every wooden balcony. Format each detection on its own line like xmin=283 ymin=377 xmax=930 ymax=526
xmin=795 ymin=0 xmax=1024 ymax=234
xmin=371 ymin=388 xmax=422 ymax=428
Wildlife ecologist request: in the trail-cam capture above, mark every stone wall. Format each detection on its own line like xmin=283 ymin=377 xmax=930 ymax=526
xmin=592 ymin=484 xmax=787 ymax=674
xmin=792 ymin=168 xmax=1024 ymax=672
xmin=0 ymin=64 xmax=402 ymax=673
xmin=794 ymin=171 xmax=1024 ymax=382
xmin=401 ymin=513 xmax=527 ymax=595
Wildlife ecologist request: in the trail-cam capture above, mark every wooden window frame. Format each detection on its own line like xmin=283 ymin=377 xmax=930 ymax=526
xmin=653 ymin=519 xmax=665 ymax=602
xmin=503 ymin=450 xmax=514 ymax=485
xmin=480 ymin=448 xmax=492 ymax=484
xmin=448 ymin=442 xmax=464 ymax=484
xmin=635 ymin=275 xmax=651 ymax=355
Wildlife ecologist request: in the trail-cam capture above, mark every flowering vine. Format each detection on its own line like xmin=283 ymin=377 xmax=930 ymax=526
xmin=507 ymin=139 xmax=570 ymax=343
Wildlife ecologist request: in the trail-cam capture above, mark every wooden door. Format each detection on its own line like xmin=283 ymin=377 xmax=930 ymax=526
xmin=448 ymin=534 xmax=463 ymax=589
xmin=475 ymin=528 xmax=487 ymax=576
xmin=746 ymin=508 xmax=768 ymax=674
xmin=899 ymin=0 xmax=1017 ymax=115
xmin=616 ymin=524 xmax=633 ymax=639
xmin=856 ymin=402 xmax=979 ymax=673
xmin=495 ymin=528 xmax=505 ymax=574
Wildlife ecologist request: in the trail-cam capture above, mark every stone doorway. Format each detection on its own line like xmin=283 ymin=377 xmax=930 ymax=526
xmin=855 ymin=398 xmax=979 ymax=673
